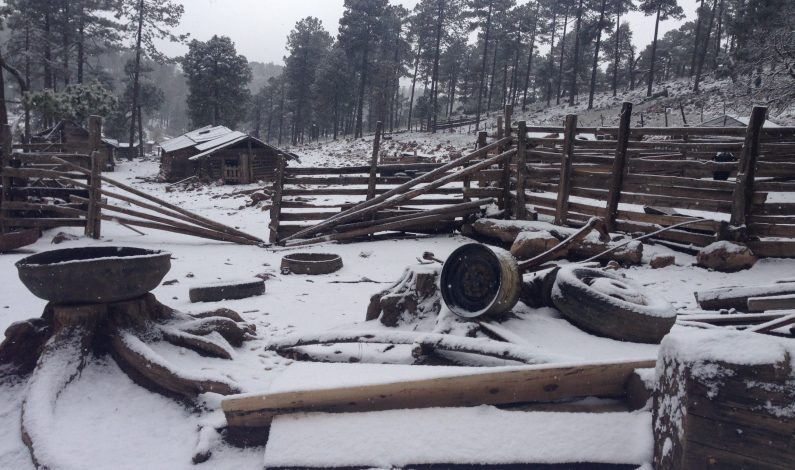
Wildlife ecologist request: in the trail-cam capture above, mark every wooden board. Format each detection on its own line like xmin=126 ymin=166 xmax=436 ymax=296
xmin=222 ymin=359 xmax=654 ymax=428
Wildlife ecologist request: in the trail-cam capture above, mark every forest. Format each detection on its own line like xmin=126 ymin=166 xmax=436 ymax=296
xmin=0 ymin=0 xmax=792 ymax=154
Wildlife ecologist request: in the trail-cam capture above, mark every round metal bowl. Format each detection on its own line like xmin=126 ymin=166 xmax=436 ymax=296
xmin=281 ymin=253 xmax=343 ymax=275
xmin=16 ymin=246 xmax=171 ymax=304
xmin=440 ymin=243 xmax=521 ymax=319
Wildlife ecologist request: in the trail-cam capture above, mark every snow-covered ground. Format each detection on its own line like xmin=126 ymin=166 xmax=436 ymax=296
xmin=1 ymin=130 xmax=794 ymax=468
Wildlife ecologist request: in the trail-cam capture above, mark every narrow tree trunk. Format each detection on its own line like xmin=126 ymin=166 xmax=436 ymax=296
xmin=24 ymin=17 xmax=32 ymax=141
xmin=487 ymin=37 xmax=499 ymax=111
xmin=475 ymin=1 xmax=493 ymax=130
xmin=355 ymin=44 xmax=369 ymax=138
xmin=646 ymin=7 xmax=661 ymax=97
xmin=690 ymin=0 xmax=704 ymax=77
xmin=44 ymin=2 xmax=53 ymax=91
xmin=62 ymin=0 xmax=71 ymax=86
xmin=556 ymin=5 xmax=570 ymax=105
xmin=77 ymin=0 xmax=84 ymax=84
xmin=546 ymin=7 xmax=558 ymax=107
xmin=588 ymin=0 xmax=607 ymax=109
xmin=128 ymin=0 xmax=145 ymax=160
xmin=713 ymin=0 xmax=724 ymax=70
xmin=612 ymin=11 xmax=621 ymax=97
xmin=693 ymin=0 xmax=718 ymax=93
xmin=569 ymin=0 xmax=584 ymax=106
xmin=138 ymin=105 xmax=144 ymax=156
xmin=430 ymin=0 xmax=444 ymax=133
xmin=407 ymin=41 xmax=422 ymax=131
xmin=521 ymin=2 xmax=540 ymax=110
xmin=509 ymin=17 xmax=522 ymax=106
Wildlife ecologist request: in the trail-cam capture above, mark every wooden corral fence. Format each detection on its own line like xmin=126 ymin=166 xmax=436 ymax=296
xmin=1 ymin=116 xmax=264 ymax=245
xmin=432 ymin=116 xmax=481 ymax=133
xmin=510 ymin=104 xmax=795 ymax=257
xmin=269 ymin=121 xmax=510 ymax=243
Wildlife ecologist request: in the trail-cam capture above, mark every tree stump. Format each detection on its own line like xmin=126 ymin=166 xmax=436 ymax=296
xmin=0 ymin=294 xmax=256 ymax=468
xmin=653 ymin=328 xmax=795 ymax=469
xmin=366 ymin=265 xmax=442 ymax=327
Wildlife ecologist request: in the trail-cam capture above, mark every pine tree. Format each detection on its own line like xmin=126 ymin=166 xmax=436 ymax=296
xmin=182 ymin=35 xmax=252 ymax=129
xmin=117 ymin=0 xmax=185 ymax=158
xmin=639 ymin=0 xmax=684 ymax=97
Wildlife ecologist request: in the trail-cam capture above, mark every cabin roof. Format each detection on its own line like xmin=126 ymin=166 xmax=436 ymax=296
xmin=160 ymin=125 xmax=235 ymax=153
xmin=188 ymin=133 xmax=274 ymax=161
xmin=699 ymin=115 xmax=781 ymax=128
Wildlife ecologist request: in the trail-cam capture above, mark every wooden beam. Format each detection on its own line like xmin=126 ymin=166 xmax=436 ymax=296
xmin=269 ymin=155 xmax=287 ymax=243
xmin=605 ymin=102 xmax=632 ymax=232
xmin=1 ymin=124 xmax=12 ymax=233
xmin=747 ymin=295 xmax=795 ymax=312
xmin=555 ymin=114 xmax=577 ymax=225
xmin=514 ymin=121 xmax=528 ymax=220
xmin=366 ymin=121 xmax=383 ymax=201
xmin=85 ymin=151 xmax=102 ymax=239
xmin=222 ymin=358 xmax=654 ymax=428
xmin=729 ymin=106 xmax=766 ymax=227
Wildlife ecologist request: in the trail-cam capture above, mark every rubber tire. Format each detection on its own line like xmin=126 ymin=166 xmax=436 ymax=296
xmin=189 ymin=279 xmax=265 ymax=303
xmin=550 ymin=266 xmax=675 ymax=344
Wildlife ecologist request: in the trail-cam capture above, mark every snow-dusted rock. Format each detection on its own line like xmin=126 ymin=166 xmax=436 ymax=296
xmin=510 ymin=230 xmax=561 ymax=259
xmin=650 ymin=255 xmax=675 ymax=269
xmin=696 ymin=241 xmax=757 ymax=272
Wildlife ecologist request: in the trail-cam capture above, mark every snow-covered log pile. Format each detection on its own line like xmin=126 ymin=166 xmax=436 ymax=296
xmin=469 ymin=218 xmax=643 ymax=265
xmin=653 ymin=328 xmax=795 ymax=469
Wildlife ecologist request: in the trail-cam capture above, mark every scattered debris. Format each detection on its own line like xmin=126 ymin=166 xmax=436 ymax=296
xmin=50 ymin=231 xmax=79 ymax=245
xmin=650 ymin=254 xmax=675 ymax=269
xmin=189 ymin=279 xmax=266 ymax=303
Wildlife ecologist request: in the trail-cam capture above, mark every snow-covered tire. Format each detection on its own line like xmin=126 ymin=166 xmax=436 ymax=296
xmin=189 ymin=279 xmax=265 ymax=303
xmin=551 ymin=266 xmax=675 ymax=344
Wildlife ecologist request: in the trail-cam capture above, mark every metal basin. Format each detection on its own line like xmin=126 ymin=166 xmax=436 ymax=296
xmin=16 ymin=247 xmax=171 ymax=304
xmin=440 ymin=243 xmax=521 ymax=319
xmin=281 ymin=253 xmax=343 ymax=275
xmin=0 ymin=229 xmax=40 ymax=253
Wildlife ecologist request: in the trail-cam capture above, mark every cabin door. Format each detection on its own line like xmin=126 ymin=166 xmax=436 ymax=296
xmin=223 ymin=158 xmax=241 ymax=184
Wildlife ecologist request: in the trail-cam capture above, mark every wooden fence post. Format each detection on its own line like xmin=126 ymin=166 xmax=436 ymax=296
xmin=366 ymin=121 xmax=383 ymax=201
xmin=269 ymin=154 xmax=287 ymax=243
xmin=504 ymin=105 xmax=513 ymax=137
xmin=515 ymin=121 xmax=528 ymax=220
xmin=85 ymin=151 xmax=102 ymax=239
xmin=555 ymin=114 xmax=578 ymax=226
xmin=730 ymin=106 xmax=766 ymax=229
xmin=88 ymin=115 xmax=102 ymax=167
xmin=605 ymin=102 xmax=633 ymax=232
xmin=0 ymin=124 xmax=12 ymax=234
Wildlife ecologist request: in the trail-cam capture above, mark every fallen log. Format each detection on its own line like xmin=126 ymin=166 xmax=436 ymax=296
xmin=694 ymin=282 xmax=795 ymax=311
xmin=265 ymin=330 xmax=572 ymax=365
xmin=222 ymin=358 xmax=654 ymax=429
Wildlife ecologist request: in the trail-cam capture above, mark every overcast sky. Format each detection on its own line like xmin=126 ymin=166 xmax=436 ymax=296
xmin=157 ymin=0 xmax=701 ymax=64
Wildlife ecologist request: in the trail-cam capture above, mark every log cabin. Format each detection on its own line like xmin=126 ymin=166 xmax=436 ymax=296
xmin=159 ymin=126 xmax=288 ymax=184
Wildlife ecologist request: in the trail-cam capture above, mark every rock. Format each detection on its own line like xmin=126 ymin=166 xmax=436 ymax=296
xmin=189 ymin=278 xmax=266 ymax=303
xmin=604 ymin=260 xmax=621 ymax=270
xmin=650 ymin=255 xmax=675 ymax=269
xmin=510 ymin=230 xmax=561 ymax=259
xmin=696 ymin=241 xmax=757 ymax=272
xmin=51 ymin=232 xmax=80 ymax=244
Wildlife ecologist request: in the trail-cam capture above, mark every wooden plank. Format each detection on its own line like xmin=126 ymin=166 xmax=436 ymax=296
xmin=525 ymin=125 xmax=795 ymax=138
xmin=605 ymin=102 xmax=632 ymax=231
xmin=282 ymin=187 xmax=463 ymax=197
xmin=747 ymin=295 xmax=795 ymax=313
xmin=85 ymin=150 xmax=102 ymax=239
xmin=554 ymin=115 xmax=577 ymax=225
xmin=278 ymin=211 xmax=340 ymax=222
xmin=730 ymin=106 xmax=766 ymax=227
xmin=1 ymin=167 xmax=89 ymax=180
xmin=749 ymin=223 xmax=795 ymax=238
xmin=366 ymin=121 xmax=383 ymax=200
xmin=222 ymin=359 xmax=654 ymax=428
xmin=695 ymin=282 xmax=795 ymax=310
xmin=1 ymin=217 xmax=86 ymax=228
xmin=747 ymin=240 xmax=795 ymax=258
xmin=10 ymin=187 xmax=90 ymax=199
xmin=283 ymin=176 xmax=412 ymax=185
xmin=286 ymin=163 xmax=445 ymax=175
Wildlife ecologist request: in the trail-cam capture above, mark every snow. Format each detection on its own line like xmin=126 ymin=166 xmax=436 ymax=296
xmin=700 ymin=240 xmax=748 ymax=255
xmin=263 ymin=407 xmax=653 ymax=468
xmin=2 ymin=122 xmax=795 ymax=468
xmin=658 ymin=327 xmax=795 ymax=368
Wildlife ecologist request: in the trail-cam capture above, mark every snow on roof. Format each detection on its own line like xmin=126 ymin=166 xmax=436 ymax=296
xmin=189 ymin=133 xmax=272 ymax=161
xmin=160 ymin=125 xmax=235 ymax=153
xmin=700 ymin=115 xmax=781 ymax=128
